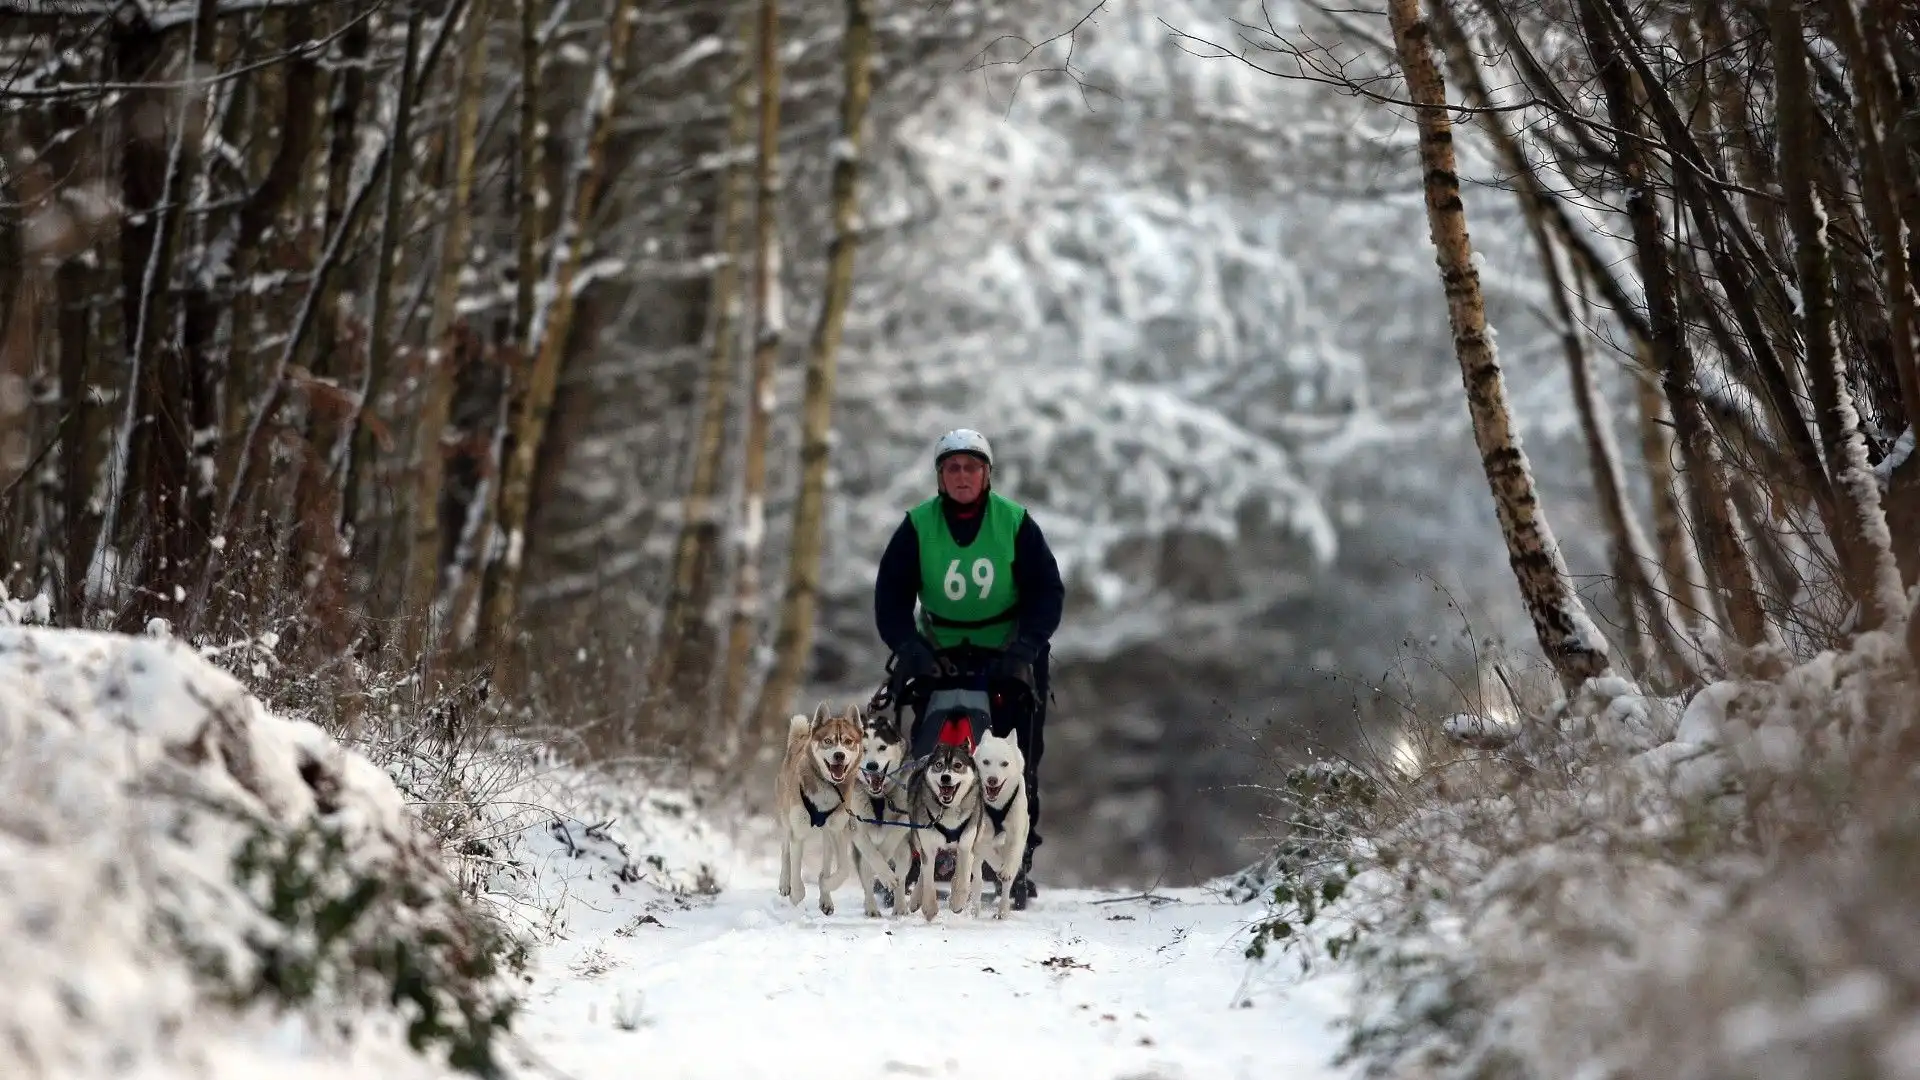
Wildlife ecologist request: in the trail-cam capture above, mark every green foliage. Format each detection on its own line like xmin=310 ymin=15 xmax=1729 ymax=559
xmin=218 ymin=819 xmax=526 ymax=1078
xmin=1236 ymin=760 xmax=1380 ymax=965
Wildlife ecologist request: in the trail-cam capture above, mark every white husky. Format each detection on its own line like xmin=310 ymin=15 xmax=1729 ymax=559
xmin=967 ymin=730 xmax=1031 ymax=919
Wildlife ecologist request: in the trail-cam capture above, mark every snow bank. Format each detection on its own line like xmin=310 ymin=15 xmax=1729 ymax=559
xmin=1236 ymin=627 xmax=1920 ymax=1079
xmin=0 ymin=626 xmax=519 ymax=1080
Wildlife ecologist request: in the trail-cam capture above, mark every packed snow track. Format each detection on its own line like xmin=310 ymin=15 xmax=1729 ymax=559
xmin=510 ymin=841 xmax=1357 ymax=1080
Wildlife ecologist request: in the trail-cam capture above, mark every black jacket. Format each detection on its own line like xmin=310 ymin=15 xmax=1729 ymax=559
xmin=873 ymin=493 xmax=1065 ymax=659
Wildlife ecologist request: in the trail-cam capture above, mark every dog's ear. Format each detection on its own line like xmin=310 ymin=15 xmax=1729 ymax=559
xmin=1006 ymin=729 xmax=1021 ymax=752
xmin=812 ymin=701 xmax=832 ymax=728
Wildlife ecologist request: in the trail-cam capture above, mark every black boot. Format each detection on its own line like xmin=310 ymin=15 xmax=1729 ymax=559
xmin=1010 ymin=848 xmax=1038 ymax=910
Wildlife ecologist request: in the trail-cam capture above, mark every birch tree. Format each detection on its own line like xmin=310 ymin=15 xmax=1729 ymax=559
xmin=718 ymin=0 xmax=787 ymax=732
xmin=1767 ymin=0 xmax=1907 ymax=630
xmin=1384 ymin=0 xmax=1611 ymax=693
xmin=745 ymin=0 xmax=875 ymax=749
xmin=647 ymin=21 xmax=756 ymax=718
xmin=482 ymin=0 xmax=644 ymax=681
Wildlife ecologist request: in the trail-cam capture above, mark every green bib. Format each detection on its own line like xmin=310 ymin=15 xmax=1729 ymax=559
xmin=910 ymin=491 xmax=1026 ymax=649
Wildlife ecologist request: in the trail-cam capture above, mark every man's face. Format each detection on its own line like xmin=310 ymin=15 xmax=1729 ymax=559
xmin=939 ymin=453 xmax=988 ymax=504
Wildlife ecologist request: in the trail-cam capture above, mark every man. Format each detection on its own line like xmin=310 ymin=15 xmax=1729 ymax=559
xmin=873 ymin=428 xmax=1065 ymax=909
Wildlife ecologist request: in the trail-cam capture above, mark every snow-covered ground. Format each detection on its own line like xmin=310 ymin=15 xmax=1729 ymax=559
xmin=495 ymin=787 xmax=1359 ymax=1080
xmin=0 ymin=619 xmax=1358 ymax=1079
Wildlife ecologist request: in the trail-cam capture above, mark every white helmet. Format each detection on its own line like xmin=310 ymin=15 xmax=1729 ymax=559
xmin=932 ymin=428 xmax=993 ymax=470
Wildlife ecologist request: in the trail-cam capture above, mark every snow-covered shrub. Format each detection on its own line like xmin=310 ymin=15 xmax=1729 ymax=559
xmin=0 ymin=626 xmax=523 ymax=1079
xmin=1255 ymin=628 xmax=1920 ymax=1080
xmin=1231 ymin=760 xmax=1379 ymax=965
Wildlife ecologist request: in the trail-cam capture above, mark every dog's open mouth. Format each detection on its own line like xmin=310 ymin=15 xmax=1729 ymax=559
xmin=827 ymin=760 xmax=851 ymax=784
xmin=862 ymin=771 xmax=888 ymax=795
xmin=936 ymin=780 xmax=960 ymax=804
xmin=983 ymin=779 xmax=1003 ymax=800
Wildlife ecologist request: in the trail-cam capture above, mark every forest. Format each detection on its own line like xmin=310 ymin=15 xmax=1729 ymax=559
xmin=3 ymin=0 xmax=1919 ymax=892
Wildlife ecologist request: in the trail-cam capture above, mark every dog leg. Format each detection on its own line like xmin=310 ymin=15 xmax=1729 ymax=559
xmin=787 ymin=832 xmax=808 ymax=908
xmin=965 ymin=847 xmax=986 ymax=918
xmin=874 ymin=835 xmax=907 ymax=917
xmin=852 ymin=830 xmax=895 ymax=918
xmin=950 ymin=825 xmax=980 ymax=915
xmin=817 ymin=828 xmax=853 ymax=916
xmin=913 ymin=833 xmax=939 ymax=922
xmin=852 ymin=843 xmax=879 ymax=918
xmin=779 ymin=828 xmax=793 ymax=899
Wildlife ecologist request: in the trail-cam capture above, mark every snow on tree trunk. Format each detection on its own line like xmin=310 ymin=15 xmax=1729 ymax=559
xmin=718 ymin=0 xmax=786 ymax=736
xmin=1427 ymin=2 xmax=1695 ymax=684
xmin=1577 ymin=0 xmax=1774 ymax=654
xmin=1830 ymin=0 xmax=1920 ymax=434
xmin=744 ymin=0 xmax=875 ymax=755
xmin=1385 ymin=0 xmax=1612 ymax=694
xmin=481 ymin=0 xmax=640 ymax=682
xmin=647 ymin=27 xmax=755 ymax=723
xmin=1769 ymin=0 xmax=1909 ymax=631
xmin=1634 ymin=351 xmax=1713 ymax=644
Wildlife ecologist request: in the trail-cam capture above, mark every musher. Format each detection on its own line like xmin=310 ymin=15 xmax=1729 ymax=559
xmin=873 ymin=428 xmax=1065 ymax=909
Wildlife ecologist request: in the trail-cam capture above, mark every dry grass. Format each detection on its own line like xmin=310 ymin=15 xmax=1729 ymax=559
xmin=1242 ymin=619 xmax=1920 ymax=1080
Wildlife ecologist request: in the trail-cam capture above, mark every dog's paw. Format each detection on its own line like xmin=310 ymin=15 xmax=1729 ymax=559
xmin=819 ymin=895 xmax=835 ymax=916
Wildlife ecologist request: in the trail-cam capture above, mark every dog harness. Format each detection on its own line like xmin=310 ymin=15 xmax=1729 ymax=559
xmin=983 ymin=796 xmax=1014 ymax=836
xmin=799 ymin=788 xmax=837 ymax=829
xmin=930 ymin=816 xmax=968 ymax=844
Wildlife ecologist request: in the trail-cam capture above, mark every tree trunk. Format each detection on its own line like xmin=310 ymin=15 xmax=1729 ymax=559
xmin=718 ymin=0 xmax=787 ymax=732
xmin=342 ymin=3 xmax=425 ymax=576
xmin=118 ymin=0 xmax=218 ymax=631
xmin=405 ymin=0 xmax=492 ymax=678
xmin=1769 ymin=0 xmax=1908 ymax=630
xmin=1634 ymin=348 xmax=1711 ymax=638
xmin=481 ymin=0 xmax=642 ymax=682
xmin=1578 ymin=0 xmax=1774 ymax=654
xmin=745 ymin=0 xmax=874 ymax=751
xmin=1385 ymin=0 xmax=1612 ymax=693
xmin=647 ymin=29 xmax=755 ymax=716
xmin=1830 ymin=0 xmax=1920 ymax=434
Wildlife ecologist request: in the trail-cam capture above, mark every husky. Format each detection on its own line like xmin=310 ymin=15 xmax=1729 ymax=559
xmin=966 ymin=730 xmax=1031 ymax=918
xmin=847 ymin=709 xmax=913 ymax=917
xmin=775 ymin=702 xmax=861 ymax=914
xmin=908 ymin=740 xmax=983 ymax=921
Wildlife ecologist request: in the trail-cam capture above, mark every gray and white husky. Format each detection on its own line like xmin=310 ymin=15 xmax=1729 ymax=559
xmin=848 ymin=710 xmax=913 ymax=917
xmin=967 ymin=730 xmax=1031 ymax=919
xmin=909 ymin=740 xmax=983 ymax=921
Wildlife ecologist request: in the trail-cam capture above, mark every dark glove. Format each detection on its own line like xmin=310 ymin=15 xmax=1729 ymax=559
xmin=988 ymin=638 xmax=1040 ymax=690
xmin=890 ymin=636 xmax=939 ymax=693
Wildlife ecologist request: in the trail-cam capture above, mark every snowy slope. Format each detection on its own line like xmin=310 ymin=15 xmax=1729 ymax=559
xmin=0 ymin=624 xmax=511 ymax=1080
xmin=501 ymin=797 xmax=1358 ymax=1080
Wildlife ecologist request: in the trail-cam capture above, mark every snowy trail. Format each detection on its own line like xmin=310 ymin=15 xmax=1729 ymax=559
xmin=507 ymin=822 xmax=1358 ymax=1080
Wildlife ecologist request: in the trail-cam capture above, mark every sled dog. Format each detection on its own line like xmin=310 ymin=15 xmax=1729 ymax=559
xmin=967 ymin=730 xmax=1031 ymax=919
xmin=847 ymin=709 xmax=914 ymax=916
xmin=909 ymin=740 xmax=983 ymax=921
xmin=776 ymin=702 xmax=860 ymax=914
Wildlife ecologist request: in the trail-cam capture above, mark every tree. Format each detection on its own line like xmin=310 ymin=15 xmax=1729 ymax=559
xmin=1385 ymin=0 xmax=1612 ymax=692
xmin=746 ymin=0 xmax=876 ymax=750
xmin=718 ymin=0 xmax=788 ymax=733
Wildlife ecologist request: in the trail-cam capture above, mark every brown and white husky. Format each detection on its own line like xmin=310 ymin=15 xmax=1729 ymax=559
xmin=775 ymin=702 xmax=861 ymax=914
